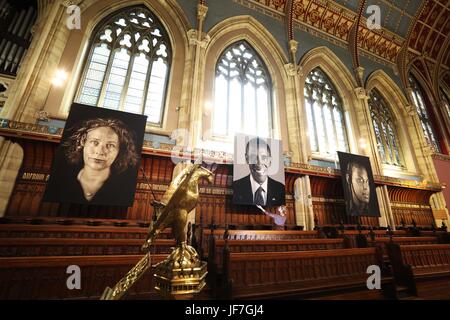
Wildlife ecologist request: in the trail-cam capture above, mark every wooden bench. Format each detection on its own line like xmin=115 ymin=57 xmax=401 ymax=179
xmin=369 ymin=237 xmax=441 ymax=259
xmin=199 ymin=229 xmax=321 ymax=258
xmin=207 ymin=238 xmax=348 ymax=274
xmin=0 ymin=224 xmax=173 ymax=240
xmin=368 ymin=237 xmax=439 ymax=247
xmin=387 ymin=243 xmax=450 ymax=299
xmin=0 ymin=238 xmax=176 ymax=257
xmin=342 ymin=230 xmax=408 ymax=248
xmin=222 ymin=247 xmax=395 ymax=300
xmin=0 ymin=254 xmax=169 ymax=299
xmin=202 ymin=229 xmax=320 ymax=241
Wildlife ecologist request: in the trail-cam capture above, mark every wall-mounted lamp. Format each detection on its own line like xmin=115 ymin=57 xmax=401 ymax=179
xmin=205 ymin=100 xmax=212 ymax=112
xmin=52 ymin=69 xmax=68 ymax=87
xmin=359 ymin=138 xmax=367 ymax=150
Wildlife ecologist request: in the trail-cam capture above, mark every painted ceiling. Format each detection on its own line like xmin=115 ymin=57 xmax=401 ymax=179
xmin=236 ymin=0 xmax=449 ymax=73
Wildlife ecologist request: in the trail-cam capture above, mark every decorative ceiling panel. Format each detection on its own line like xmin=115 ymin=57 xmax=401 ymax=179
xmin=241 ymin=0 xmax=404 ymax=63
xmin=407 ymin=0 xmax=449 ymax=65
xmin=233 ymin=0 xmax=449 ymax=69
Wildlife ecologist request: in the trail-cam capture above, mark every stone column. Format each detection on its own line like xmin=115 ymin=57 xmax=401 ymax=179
xmin=178 ymin=3 xmax=208 ymax=152
xmin=284 ymin=40 xmax=306 ymax=164
xmin=0 ymin=137 xmax=23 ymax=217
xmin=404 ymin=87 xmax=440 ymax=183
xmin=404 ymin=88 xmax=447 ymax=226
xmin=0 ymin=0 xmax=71 ymax=122
xmin=294 ymin=176 xmax=314 ymax=230
xmin=376 ymin=185 xmax=395 ymax=229
xmin=354 ymin=87 xmax=393 ymax=227
xmin=430 ymin=192 xmax=450 ymax=227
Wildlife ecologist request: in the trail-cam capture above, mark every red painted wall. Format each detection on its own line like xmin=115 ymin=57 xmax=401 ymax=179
xmin=433 ymin=157 xmax=450 ymax=210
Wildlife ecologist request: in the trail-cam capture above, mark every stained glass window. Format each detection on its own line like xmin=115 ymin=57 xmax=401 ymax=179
xmin=213 ymin=41 xmax=272 ymax=137
xmin=304 ymin=67 xmax=349 ymax=156
xmin=77 ymin=6 xmax=171 ymax=125
xmin=409 ymin=75 xmax=440 ymax=152
xmin=368 ymin=89 xmax=403 ymax=166
xmin=440 ymin=88 xmax=450 ymax=121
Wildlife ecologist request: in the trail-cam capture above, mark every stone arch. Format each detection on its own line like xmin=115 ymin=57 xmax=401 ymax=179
xmin=409 ymin=65 xmax=450 ymax=154
xmin=200 ymin=15 xmax=290 ymax=153
xmin=0 ymin=137 xmax=24 ymax=217
xmin=298 ymin=46 xmax=361 ymax=159
xmin=45 ymin=0 xmax=190 ymax=135
xmin=366 ymin=70 xmax=421 ymax=176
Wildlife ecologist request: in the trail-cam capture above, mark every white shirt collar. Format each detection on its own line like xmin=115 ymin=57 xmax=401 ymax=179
xmin=249 ymin=174 xmax=268 ymax=204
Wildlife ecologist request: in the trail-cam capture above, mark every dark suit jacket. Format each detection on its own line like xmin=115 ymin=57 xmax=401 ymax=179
xmin=233 ymin=175 xmax=285 ymax=206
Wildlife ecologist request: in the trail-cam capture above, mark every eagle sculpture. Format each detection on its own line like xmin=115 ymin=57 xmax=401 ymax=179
xmin=101 ymin=163 xmax=213 ymax=300
xmin=142 ymin=163 xmax=213 ymax=250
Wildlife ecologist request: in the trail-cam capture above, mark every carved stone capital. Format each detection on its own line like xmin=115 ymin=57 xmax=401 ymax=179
xmin=197 ymin=4 xmax=208 ymax=20
xmin=289 ymin=39 xmax=298 ymax=55
xmin=284 ymin=63 xmax=302 ymax=77
xmin=405 ymin=104 xmax=417 ymax=116
xmin=423 ymin=144 xmax=435 ymax=157
xmin=0 ymin=77 xmax=12 ymax=99
xmin=187 ymin=29 xmax=210 ymax=48
xmin=355 ymin=66 xmax=364 ymax=83
xmin=354 ymin=87 xmax=367 ymax=100
xmin=392 ymin=64 xmax=399 ymax=76
xmin=187 ymin=29 xmax=197 ymax=46
xmin=35 ymin=110 xmax=49 ymax=122
xmin=60 ymin=0 xmax=83 ymax=7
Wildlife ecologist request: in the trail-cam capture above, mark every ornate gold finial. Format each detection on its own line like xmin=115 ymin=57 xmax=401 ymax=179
xmin=101 ymin=163 xmax=213 ymax=300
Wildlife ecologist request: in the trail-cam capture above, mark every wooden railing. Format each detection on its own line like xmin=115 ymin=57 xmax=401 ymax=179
xmin=0 ymin=224 xmax=173 ymax=240
xmin=222 ymin=247 xmax=394 ymax=299
xmin=0 ymin=254 xmax=168 ymax=299
xmin=207 ymin=238 xmax=347 ymax=272
xmin=0 ymin=238 xmax=175 ymax=256
xmin=386 ymin=243 xmax=450 ymax=298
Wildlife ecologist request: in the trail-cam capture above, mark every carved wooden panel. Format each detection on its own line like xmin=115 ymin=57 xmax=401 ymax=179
xmin=6 ymin=139 xmax=174 ymax=221
xmin=391 ymin=206 xmax=435 ymax=227
xmin=0 ymin=254 xmax=168 ymax=299
xmin=4 ymin=137 xmax=436 ymax=228
xmin=387 ymin=185 xmax=435 ymax=227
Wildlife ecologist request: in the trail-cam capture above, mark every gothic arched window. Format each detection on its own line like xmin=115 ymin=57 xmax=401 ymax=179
xmin=304 ymin=67 xmax=349 ymax=156
xmin=408 ymin=75 xmax=440 ymax=152
xmin=213 ymin=41 xmax=272 ymax=137
xmin=76 ymin=6 xmax=171 ymax=125
xmin=368 ymin=89 xmax=403 ymax=167
xmin=440 ymin=88 xmax=450 ymax=121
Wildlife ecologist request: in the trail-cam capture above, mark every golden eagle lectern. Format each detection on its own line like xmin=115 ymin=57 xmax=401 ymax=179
xmin=101 ymin=163 xmax=213 ymax=300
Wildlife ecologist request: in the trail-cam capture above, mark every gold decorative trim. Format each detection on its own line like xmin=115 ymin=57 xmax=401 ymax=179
xmin=21 ymin=172 xmax=49 ymax=182
xmin=391 ymin=202 xmax=431 ymax=209
xmin=234 ymin=0 xmax=401 ymax=66
xmin=312 ymin=197 xmax=345 ymax=203
xmin=432 ymin=153 xmax=450 ymax=162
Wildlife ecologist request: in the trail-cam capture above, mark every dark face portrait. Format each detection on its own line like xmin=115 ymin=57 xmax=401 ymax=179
xmin=44 ymin=103 xmax=147 ymax=207
xmin=233 ymin=134 xmax=285 ymax=206
xmin=246 ymin=138 xmax=272 ymax=185
xmin=338 ymin=152 xmax=380 ymax=217
xmin=347 ymin=163 xmax=370 ymax=210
